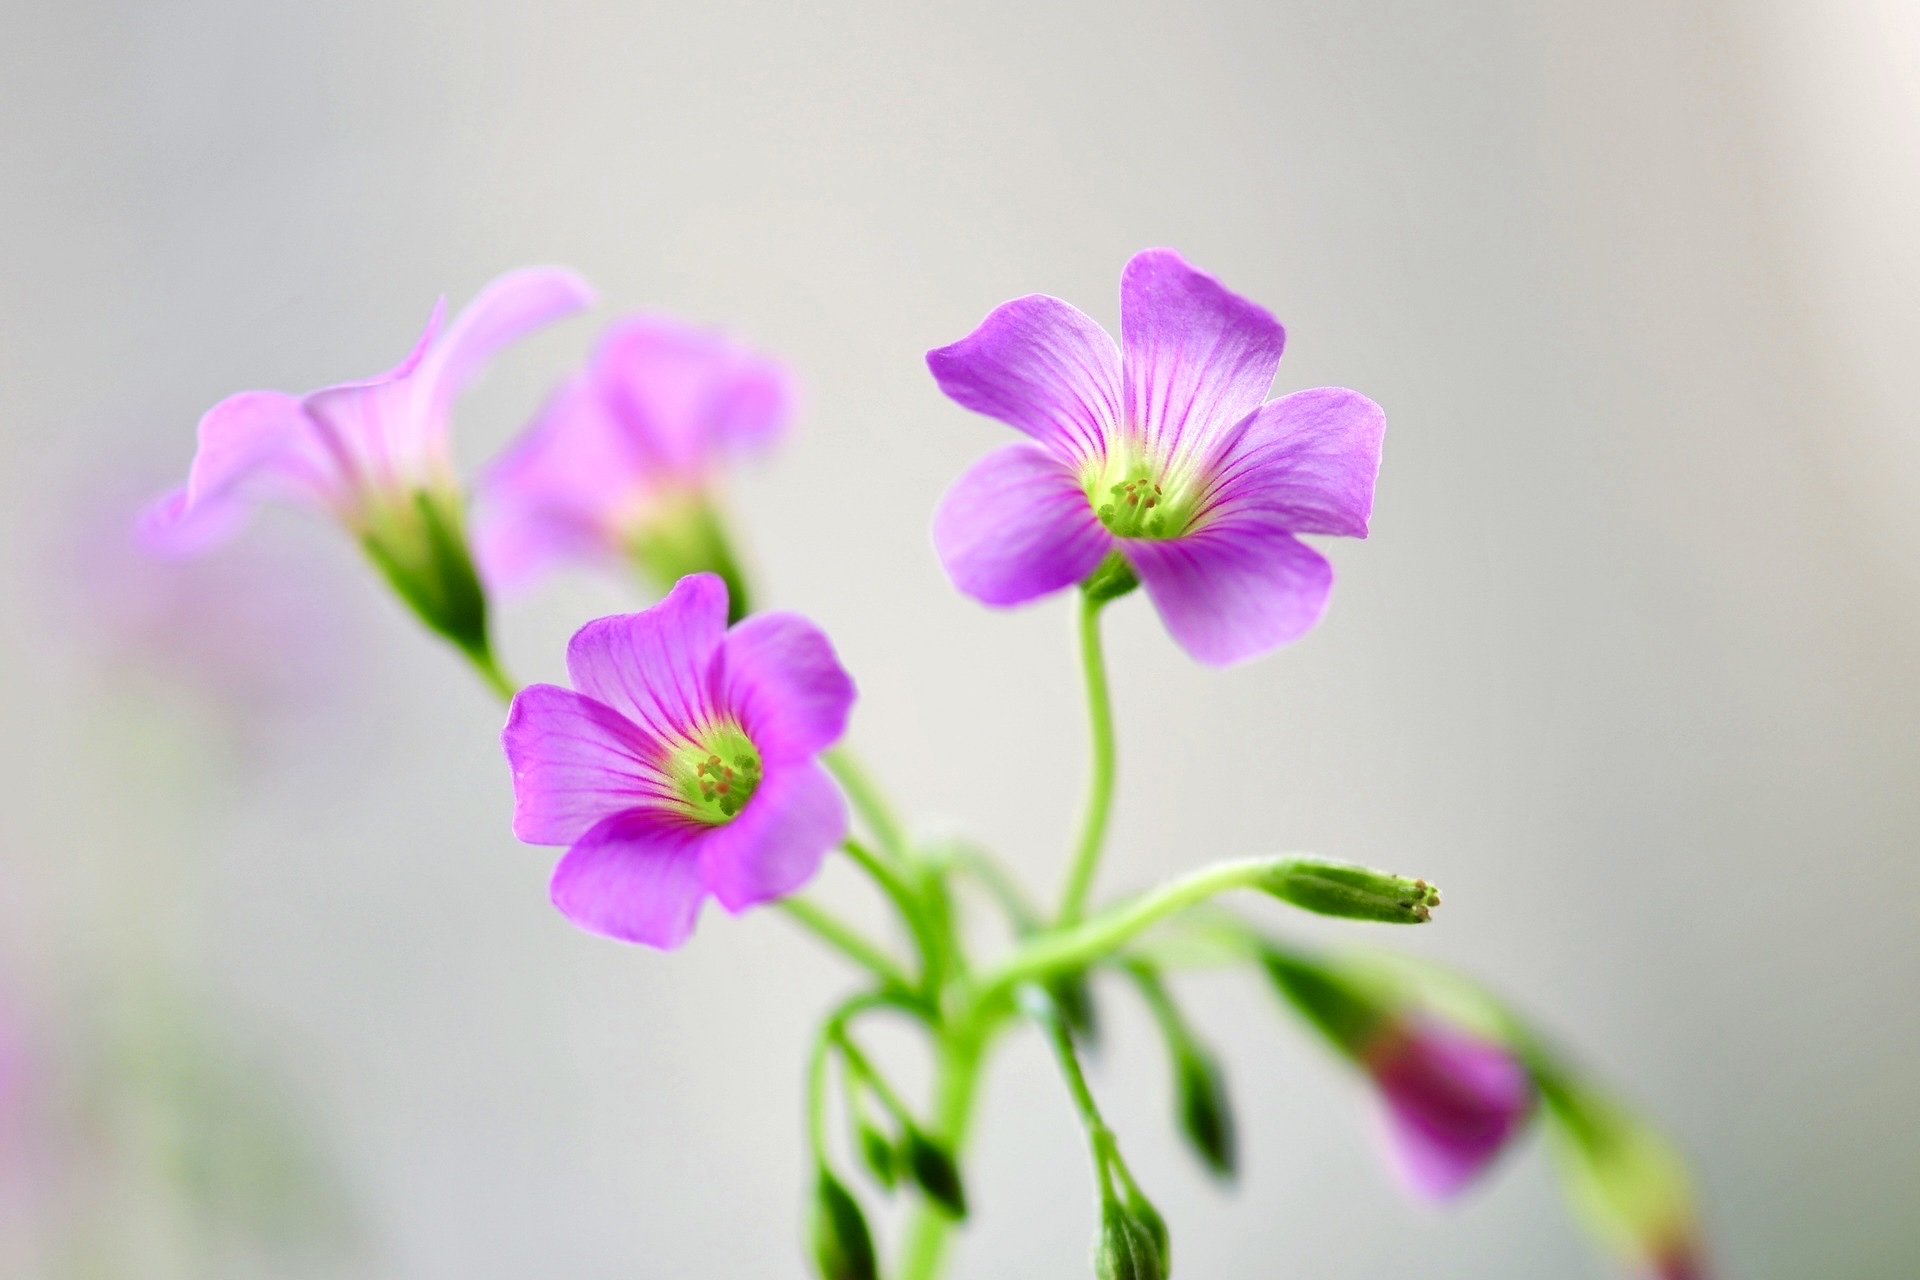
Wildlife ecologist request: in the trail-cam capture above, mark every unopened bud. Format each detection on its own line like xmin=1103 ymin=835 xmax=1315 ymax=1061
xmin=902 ymin=1128 xmax=968 ymax=1219
xmin=856 ymin=1120 xmax=898 ymax=1191
xmin=1175 ymin=1047 xmax=1238 ymax=1181
xmin=809 ymin=1169 xmax=878 ymax=1280
xmin=1095 ymin=1199 xmax=1167 ymax=1280
xmin=1262 ymin=857 xmax=1442 ymax=924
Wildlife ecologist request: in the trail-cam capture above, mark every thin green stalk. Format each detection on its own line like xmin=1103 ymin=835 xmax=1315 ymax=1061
xmin=842 ymin=837 xmax=944 ymax=995
xmin=1057 ymin=593 xmax=1116 ymax=924
xmin=826 ymin=747 xmax=910 ymax=860
xmin=982 ymin=857 xmax=1296 ymax=1002
xmin=895 ymin=1022 xmax=994 ymax=1280
xmin=467 ymin=646 xmax=518 ymax=703
xmin=779 ymin=897 xmax=914 ymax=993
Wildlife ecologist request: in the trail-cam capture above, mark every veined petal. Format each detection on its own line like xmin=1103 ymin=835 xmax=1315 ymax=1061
xmin=549 ymin=810 xmax=710 ymax=948
xmin=711 ymin=612 xmax=856 ymax=762
xmin=594 ymin=315 xmax=796 ymax=479
xmin=502 ymin=683 xmax=675 ymax=845
xmin=926 ymin=294 xmax=1122 ymax=466
xmin=698 ymin=759 xmax=846 ymax=913
xmin=420 ymin=266 xmax=596 ymax=413
xmin=933 ymin=442 xmax=1114 ymax=606
xmin=300 ymin=299 xmax=448 ymax=491
xmin=472 ymin=375 xmax=646 ymax=592
xmin=1125 ymin=520 xmax=1333 ymax=666
xmin=565 ymin=573 xmax=730 ymax=743
xmin=137 ymin=390 xmax=340 ymax=555
xmin=1120 ymin=249 xmax=1285 ymax=467
xmin=1204 ymin=387 xmax=1384 ymax=537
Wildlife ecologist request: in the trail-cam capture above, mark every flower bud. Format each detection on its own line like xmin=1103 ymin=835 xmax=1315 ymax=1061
xmin=1050 ymin=969 xmax=1101 ymax=1047
xmin=855 ymin=1119 xmax=899 ymax=1191
xmin=809 ymin=1169 xmax=878 ymax=1280
xmin=1261 ymin=856 xmax=1440 ymax=924
xmin=1175 ymin=1046 xmax=1238 ymax=1181
xmin=902 ymin=1127 xmax=968 ymax=1219
xmin=1094 ymin=1198 xmax=1167 ymax=1280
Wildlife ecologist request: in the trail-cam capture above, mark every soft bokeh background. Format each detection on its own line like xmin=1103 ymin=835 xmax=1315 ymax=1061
xmin=2 ymin=1 xmax=1916 ymax=1275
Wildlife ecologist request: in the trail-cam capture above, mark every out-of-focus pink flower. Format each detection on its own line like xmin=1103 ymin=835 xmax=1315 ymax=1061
xmin=1361 ymin=1016 xmax=1536 ymax=1200
xmin=473 ymin=315 xmax=793 ymax=618
xmin=502 ymin=573 xmax=853 ymax=948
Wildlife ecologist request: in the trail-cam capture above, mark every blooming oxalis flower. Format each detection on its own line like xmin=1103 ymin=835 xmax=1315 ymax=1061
xmin=929 ymin=248 xmax=1385 ymax=665
xmin=474 ymin=314 xmax=792 ymax=618
xmin=503 ymin=573 xmax=855 ymax=948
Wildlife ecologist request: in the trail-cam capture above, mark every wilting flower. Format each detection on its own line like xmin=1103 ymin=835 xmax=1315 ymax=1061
xmin=927 ymin=248 xmax=1384 ymax=665
xmin=1362 ymin=1017 xmax=1536 ymax=1199
xmin=1262 ymin=948 xmax=1533 ymax=1199
xmin=502 ymin=572 xmax=854 ymax=947
xmin=474 ymin=315 xmax=794 ymax=620
xmin=139 ymin=267 xmax=594 ymax=669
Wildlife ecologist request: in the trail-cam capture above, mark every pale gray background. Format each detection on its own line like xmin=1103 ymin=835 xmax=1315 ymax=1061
xmin=2 ymin=1 xmax=1916 ymax=1276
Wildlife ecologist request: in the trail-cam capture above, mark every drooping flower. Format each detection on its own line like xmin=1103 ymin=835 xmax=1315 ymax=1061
xmin=139 ymin=267 xmax=594 ymax=671
xmin=1262 ymin=948 xmax=1534 ymax=1199
xmin=1362 ymin=1017 xmax=1536 ymax=1199
xmin=473 ymin=315 xmax=794 ymax=621
xmin=501 ymin=572 xmax=853 ymax=947
xmin=927 ymin=248 xmax=1384 ymax=665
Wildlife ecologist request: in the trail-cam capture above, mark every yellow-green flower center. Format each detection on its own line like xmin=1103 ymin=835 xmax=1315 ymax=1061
xmin=668 ymin=724 xmax=763 ymax=823
xmin=1086 ymin=450 xmax=1197 ymax=540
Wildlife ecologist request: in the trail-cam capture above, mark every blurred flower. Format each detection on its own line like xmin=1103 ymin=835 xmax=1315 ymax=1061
xmin=927 ymin=248 xmax=1384 ymax=665
xmin=1362 ymin=1016 xmax=1536 ymax=1199
xmin=474 ymin=314 xmax=794 ymax=621
xmin=1261 ymin=947 xmax=1534 ymax=1199
xmin=502 ymin=572 xmax=854 ymax=948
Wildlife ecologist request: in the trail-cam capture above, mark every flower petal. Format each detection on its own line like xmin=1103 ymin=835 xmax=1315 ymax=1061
xmin=564 ymin=573 xmax=730 ymax=742
xmin=300 ymin=299 xmax=449 ymax=490
xmin=420 ymin=266 xmax=596 ymax=411
xmin=711 ymin=612 xmax=856 ymax=762
xmin=1124 ymin=521 xmax=1333 ymax=665
xmin=1204 ymin=387 xmax=1385 ymax=537
xmin=472 ymin=375 xmax=644 ymax=592
xmin=1369 ymin=1021 xmax=1534 ymax=1200
xmin=549 ymin=810 xmax=710 ymax=948
xmin=932 ymin=442 xmax=1114 ymax=606
xmin=502 ymin=683 xmax=674 ymax=845
xmin=926 ymin=294 xmax=1122 ymax=466
xmin=1120 ymin=248 xmax=1285 ymax=465
xmin=698 ymin=759 xmax=847 ymax=913
xmin=137 ymin=390 xmax=339 ymax=555
xmin=593 ymin=315 xmax=796 ymax=480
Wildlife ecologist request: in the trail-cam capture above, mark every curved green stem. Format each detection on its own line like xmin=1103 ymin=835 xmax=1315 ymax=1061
xmin=826 ymin=747 xmax=910 ymax=860
xmin=1057 ymin=593 xmax=1116 ymax=924
xmin=779 ymin=897 xmax=914 ymax=993
xmin=982 ymin=857 xmax=1296 ymax=1002
xmin=843 ymin=837 xmax=945 ymax=996
xmin=467 ymin=646 xmax=518 ymax=703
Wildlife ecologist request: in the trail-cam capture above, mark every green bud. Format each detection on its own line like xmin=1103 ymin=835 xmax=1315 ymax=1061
xmin=902 ymin=1128 xmax=968 ymax=1219
xmin=1258 ymin=946 xmax=1391 ymax=1056
xmin=1122 ymin=1184 xmax=1169 ymax=1270
xmin=1175 ymin=1047 xmax=1238 ymax=1181
xmin=1261 ymin=856 xmax=1441 ymax=924
xmin=1095 ymin=1198 xmax=1167 ymax=1280
xmin=1081 ymin=551 xmax=1140 ymax=604
xmin=627 ymin=491 xmax=753 ymax=623
xmin=856 ymin=1120 xmax=899 ymax=1192
xmin=360 ymin=488 xmax=495 ymax=667
xmin=809 ymin=1169 xmax=878 ymax=1280
xmin=1538 ymin=1074 xmax=1701 ymax=1268
xmin=1050 ymin=969 xmax=1101 ymax=1048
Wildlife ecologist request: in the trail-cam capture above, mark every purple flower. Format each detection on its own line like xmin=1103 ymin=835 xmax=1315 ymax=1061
xmin=139 ymin=267 xmax=595 ymax=554
xmin=473 ymin=315 xmax=794 ymax=607
xmin=927 ymin=248 xmax=1384 ymax=665
xmin=1362 ymin=1017 xmax=1536 ymax=1200
xmin=502 ymin=573 xmax=854 ymax=948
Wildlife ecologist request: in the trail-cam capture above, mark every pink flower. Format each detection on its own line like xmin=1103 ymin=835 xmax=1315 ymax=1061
xmin=501 ymin=573 xmax=854 ymax=948
xmin=927 ymin=248 xmax=1384 ymax=665
xmin=1362 ymin=1017 xmax=1536 ymax=1200
xmin=474 ymin=315 xmax=794 ymax=616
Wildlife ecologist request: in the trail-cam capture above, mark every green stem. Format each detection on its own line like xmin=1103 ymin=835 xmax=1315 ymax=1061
xmin=981 ymin=857 xmax=1298 ymax=1002
xmin=1057 ymin=593 xmax=1116 ymax=924
xmin=895 ymin=1022 xmax=994 ymax=1280
xmin=779 ymin=897 xmax=914 ymax=993
xmin=466 ymin=645 xmax=518 ymax=703
xmin=826 ymin=748 xmax=911 ymax=860
xmin=843 ymin=837 xmax=944 ymax=996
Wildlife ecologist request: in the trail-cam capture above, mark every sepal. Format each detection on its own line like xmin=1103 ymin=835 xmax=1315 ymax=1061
xmin=1260 ymin=856 xmax=1440 ymax=924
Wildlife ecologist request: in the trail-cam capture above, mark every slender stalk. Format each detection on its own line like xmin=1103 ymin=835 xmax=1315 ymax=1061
xmin=1057 ymin=593 xmax=1117 ymax=924
xmin=895 ymin=1022 xmax=993 ymax=1280
xmin=780 ymin=897 xmax=915 ymax=993
xmin=981 ymin=857 xmax=1296 ymax=1002
xmin=826 ymin=747 xmax=911 ymax=860
xmin=467 ymin=646 xmax=518 ymax=703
